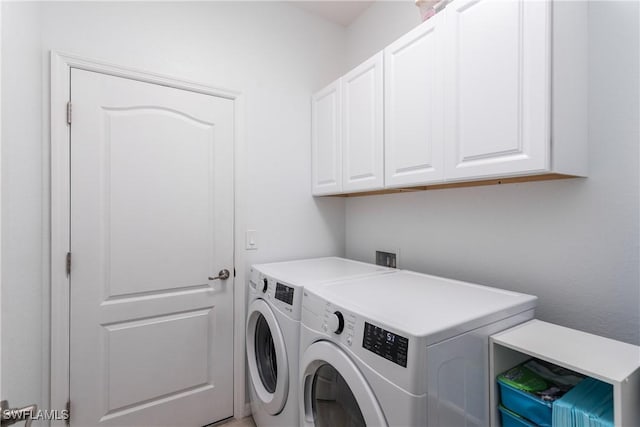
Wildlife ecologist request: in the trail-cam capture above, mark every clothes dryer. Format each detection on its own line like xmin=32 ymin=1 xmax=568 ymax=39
xmin=246 ymin=257 xmax=394 ymax=427
xmin=299 ymin=270 xmax=537 ymax=427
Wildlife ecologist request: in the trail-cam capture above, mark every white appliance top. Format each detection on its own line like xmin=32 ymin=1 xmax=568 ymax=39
xmin=304 ymin=270 xmax=537 ymax=338
xmin=252 ymin=257 xmax=393 ymax=287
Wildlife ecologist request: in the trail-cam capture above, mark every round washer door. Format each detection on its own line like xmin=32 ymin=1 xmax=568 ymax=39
xmin=300 ymin=340 xmax=388 ymax=427
xmin=246 ymin=299 xmax=289 ymax=415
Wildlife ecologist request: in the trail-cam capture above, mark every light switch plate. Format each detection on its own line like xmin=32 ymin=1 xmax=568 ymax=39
xmin=246 ymin=229 xmax=258 ymax=250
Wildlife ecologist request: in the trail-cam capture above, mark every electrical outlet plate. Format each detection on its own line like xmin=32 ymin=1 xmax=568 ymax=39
xmin=376 ymin=250 xmax=399 ymax=268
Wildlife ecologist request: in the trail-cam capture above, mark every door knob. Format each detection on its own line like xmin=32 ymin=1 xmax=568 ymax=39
xmin=209 ymin=269 xmax=230 ymax=281
xmin=1 ymin=400 xmax=38 ymax=427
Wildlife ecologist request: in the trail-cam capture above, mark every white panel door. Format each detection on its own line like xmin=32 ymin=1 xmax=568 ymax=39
xmin=311 ymin=80 xmax=342 ymax=195
xmin=385 ymin=14 xmax=444 ymax=188
xmin=444 ymin=0 xmax=551 ymax=181
xmin=342 ymin=52 xmax=384 ymax=192
xmin=69 ymin=69 xmax=234 ymax=426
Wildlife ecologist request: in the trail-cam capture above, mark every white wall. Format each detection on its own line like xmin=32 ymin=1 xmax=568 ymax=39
xmin=1 ymin=0 xmax=346 ymax=413
xmin=1 ymin=1 xmax=47 ymax=410
xmin=346 ymin=0 xmax=419 ymax=71
xmin=344 ymin=1 xmax=640 ymax=345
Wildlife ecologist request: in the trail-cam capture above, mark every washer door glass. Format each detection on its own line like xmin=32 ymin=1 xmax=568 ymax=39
xmin=255 ymin=314 xmax=277 ymax=393
xmin=246 ymin=299 xmax=289 ymax=415
xmin=311 ymin=363 xmax=365 ymax=427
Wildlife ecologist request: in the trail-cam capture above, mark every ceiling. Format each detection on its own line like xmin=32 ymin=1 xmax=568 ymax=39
xmin=293 ymin=1 xmax=375 ymax=27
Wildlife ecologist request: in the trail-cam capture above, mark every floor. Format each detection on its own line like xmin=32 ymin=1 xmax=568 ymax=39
xmin=213 ymin=416 xmax=256 ymax=427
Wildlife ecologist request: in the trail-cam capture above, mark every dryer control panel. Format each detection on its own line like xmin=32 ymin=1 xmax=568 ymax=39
xmin=363 ymin=322 xmax=409 ymax=368
xmin=321 ymin=305 xmax=357 ymax=347
xmin=301 ymin=288 xmax=422 ymax=394
xmin=316 ymin=301 xmax=409 ymax=368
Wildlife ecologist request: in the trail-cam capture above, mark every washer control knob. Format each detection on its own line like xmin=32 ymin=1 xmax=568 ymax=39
xmin=261 ymin=277 xmax=268 ymax=293
xmin=328 ymin=311 xmax=345 ymax=335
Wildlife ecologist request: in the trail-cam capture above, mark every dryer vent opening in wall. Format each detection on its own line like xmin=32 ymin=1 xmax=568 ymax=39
xmin=376 ymin=251 xmax=397 ymax=268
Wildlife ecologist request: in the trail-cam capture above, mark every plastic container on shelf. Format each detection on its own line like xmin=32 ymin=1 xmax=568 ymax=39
xmin=499 ymin=406 xmax=539 ymax=427
xmin=553 ymin=377 xmax=614 ymax=427
xmin=498 ymin=378 xmax=553 ymax=427
xmin=497 ymin=359 xmax=586 ymax=427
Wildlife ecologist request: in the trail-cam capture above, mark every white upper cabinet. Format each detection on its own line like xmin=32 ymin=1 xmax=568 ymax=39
xmin=311 ymin=0 xmax=586 ymax=196
xmin=342 ymin=52 xmax=384 ymax=193
xmin=311 ymin=80 xmax=342 ymax=196
xmin=443 ymin=0 xmax=551 ymax=181
xmin=385 ymin=13 xmax=444 ymax=188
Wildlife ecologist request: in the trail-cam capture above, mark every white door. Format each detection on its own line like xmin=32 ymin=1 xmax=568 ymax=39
xmin=385 ymin=14 xmax=444 ymax=188
xmin=443 ymin=0 xmax=550 ymax=181
xmin=342 ymin=53 xmax=384 ymax=193
xmin=69 ymin=69 xmax=234 ymax=426
xmin=311 ymin=80 xmax=342 ymax=196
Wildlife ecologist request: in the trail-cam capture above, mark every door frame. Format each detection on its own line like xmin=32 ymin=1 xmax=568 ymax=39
xmin=50 ymin=51 xmax=248 ymax=421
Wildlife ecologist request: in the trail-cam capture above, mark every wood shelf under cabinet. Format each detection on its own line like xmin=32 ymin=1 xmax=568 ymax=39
xmin=489 ymin=320 xmax=640 ymax=427
xmin=319 ymin=173 xmax=580 ymax=198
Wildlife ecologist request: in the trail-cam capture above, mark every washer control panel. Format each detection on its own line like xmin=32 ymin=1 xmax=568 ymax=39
xmin=275 ymin=282 xmax=295 ymax=305
xmin=249 ymin=268 xmax=302 ymax=320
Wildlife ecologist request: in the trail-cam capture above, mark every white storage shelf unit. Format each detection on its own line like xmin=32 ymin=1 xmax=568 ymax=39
xmin=490 ymin=320 xmax=640 ymax=427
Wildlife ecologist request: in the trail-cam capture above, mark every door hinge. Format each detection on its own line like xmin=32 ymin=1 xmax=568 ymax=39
xmin=65 ymin=399 xmax=71 ymax=425
xmin=66 ymin=252 xmax=72 ymax=276
xmin=67 ymin=101 xmax=72 ymax=125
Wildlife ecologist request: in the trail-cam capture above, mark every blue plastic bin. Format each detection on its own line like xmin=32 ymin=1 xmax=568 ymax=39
xmin=499 ymin=405 xmax=539 ymax=427
xmin=498 ymin=379 xmax=552 ymax=427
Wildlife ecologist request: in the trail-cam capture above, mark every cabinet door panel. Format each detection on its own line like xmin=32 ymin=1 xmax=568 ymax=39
xmin=312 ymin=81 xmax=342 ymax=195
xmin=444 ymin=0 xmax=550 ymax=180
xmin=385 ymin=14 xmax=444 ymax=188
xmin=342 ymin=52 xmax=384 ymax=192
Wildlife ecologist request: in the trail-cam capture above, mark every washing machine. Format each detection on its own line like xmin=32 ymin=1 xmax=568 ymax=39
xmin=246 ymin=257 xmax=395 ymax=427
xmin=299 ymin=270 xmax=538 ymax=427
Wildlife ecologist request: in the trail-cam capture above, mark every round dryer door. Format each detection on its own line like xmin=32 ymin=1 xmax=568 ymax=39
xmin=246 ymin=299 xmax=289 ymax=415
xmin=300 ymin=341 xmax=387 ymax=427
